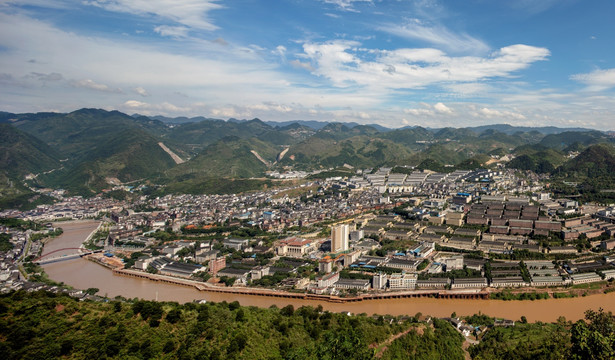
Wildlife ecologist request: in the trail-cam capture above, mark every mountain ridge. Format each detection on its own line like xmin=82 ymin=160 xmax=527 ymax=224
xmin=2 ymin=107 xmax=615 ymax=206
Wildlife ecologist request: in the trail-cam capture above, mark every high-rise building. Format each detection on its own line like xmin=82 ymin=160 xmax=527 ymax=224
xmin=209 ymin=257 xmax=226 ymax=275
xmin=350 ymin=229 xmax=364 ymax=242
xmin=331 ymin=224 xmax=349 ymax=252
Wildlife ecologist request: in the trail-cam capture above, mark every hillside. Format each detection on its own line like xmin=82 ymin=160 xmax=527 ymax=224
xmin=469 ymin=124 xmax=591 ymax=135
xmin=0 ymin=124 xmax=61 ymax=209
xmin=3 ymin=107 xmax=615 ymax=201
xmin=11 ymin=109 xmax=179 ymax=195
xmin=0 ymin=124 xmax=60 ymax=177
xmin=538 ymin=130 xmax=613 ymax=150
xmin=508 ymin=145 xmax=567 ymax=173
xmin=2 ymin=291 xmax=614 ymax=359
xmin=162 ymin=136 xmax=280 ymax=181
xmin=551 ymin=143 xmax=615 ymax=202
xmin=556 ymin=143 xmax=615 ymax=178
xmin=279 ymin=136 xmax=414 ymax=170
xmin=165 ymin=118 xmax=277 ymax=151
xmin=0 ymin=290 xmax=469 ymax=360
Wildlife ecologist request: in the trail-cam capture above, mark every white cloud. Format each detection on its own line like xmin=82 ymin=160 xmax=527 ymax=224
xmin=571 ymin=68 xmax=615 ymax=91
xmin=322 ymin=0 xmax=372 ymax=12
xmin=357 ymin=111 xmax=370 ymax=119
xmin=124 ymin=100 xmax=148 ymax=108
xmin=70 ymin=79 xmax=121 ymax=93
xmin=474 ymin=107 xmax=526 ymax=120
xmin=2 ymin=7 xmax=615 ymax=130
xmin=0 ymin=13 xmax=281 ymax=90
xmin=433 ymin=102 xmax=453 ymax=114
xmin=28 ymin=72 xmax=63 ymax=82
xmin=444 ymin=82 xmax=491 ymax=97
xmin=290 ymin=59 xmax=315 ymax=71
xmin=212 ymin=37 xmax=228 ymax=46
xmin=324 ymin=13 xmax=341 ymax=18
xmin=86 ymin=0 xmax=222 ymax=31
xmin=380 ymin=20 xmax=489 ymax=54
xmin=404 ymin=108 xmax=433 ymax=116
xmin=273 ymin=45 xmax=287 ymax=59
xmin=301 ymin=40 xmax=550 ymax=90
xmin=404 ymin=102 xmax=453 ymax=117
xmin=134 ymin=87 xmax=149 ymax=97
xmin=248 ymin=102 xmax=293 ymax=113
xmin=507 ymin=0 xmax=561 ymax=15
xmin=122 ymin=99 xmax=192 ymax=114
xmin=154 ymin=25 xmax=189 ymax=38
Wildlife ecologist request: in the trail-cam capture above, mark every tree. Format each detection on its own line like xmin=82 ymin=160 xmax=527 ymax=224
xmin=219 ymin=276 xmax=236 ymax=287
xmin=235 ymin=308 xmax=246 ymax=322
xmin=570 ymin=308 xmax=615 ymax=360
xmin=166 ymin=308 xmax=182 ymax=324
xmin=163 ymin=340 xmax=175 ymax=353
xmin=318 ymin=329 xmax=372 ymax=360
xmin=281 ymin=305 xmax=294 ymax=316
xmin=85 ymin=288 xmax=99 ymax=295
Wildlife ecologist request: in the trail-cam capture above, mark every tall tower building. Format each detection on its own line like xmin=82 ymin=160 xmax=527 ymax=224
xmin=331 ymin=224 xmax=349 ymax=253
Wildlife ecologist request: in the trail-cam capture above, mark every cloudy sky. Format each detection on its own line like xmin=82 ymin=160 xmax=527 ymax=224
xmin=1 ymin=0 xmax=614 ymax=129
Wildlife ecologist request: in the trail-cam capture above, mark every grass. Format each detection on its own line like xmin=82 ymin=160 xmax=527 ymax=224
xmin=272 ymin=184 xmax=317 ymax=199
xmin=570 ymin=281 xmax=608 ymax=290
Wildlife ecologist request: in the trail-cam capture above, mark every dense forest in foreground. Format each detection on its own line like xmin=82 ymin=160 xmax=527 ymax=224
xmin=0 ymin=291 xmax=613 ymax=359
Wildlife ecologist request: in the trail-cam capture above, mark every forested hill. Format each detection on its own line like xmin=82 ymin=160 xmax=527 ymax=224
xmin=2 ymin=108 xmax=614 ymax=207
xmin=0 ymin=291 xmax=614 ymax=359
xmin=0 ymin=290 xmax=465 ymax=360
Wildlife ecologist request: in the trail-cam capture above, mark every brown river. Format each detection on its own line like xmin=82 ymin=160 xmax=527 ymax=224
xmin=43 ymin=221 xmax=615 ymax=322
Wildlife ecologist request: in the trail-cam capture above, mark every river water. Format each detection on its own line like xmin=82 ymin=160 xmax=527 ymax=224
xmin=43 ymin=221 xmax=615 ymax=322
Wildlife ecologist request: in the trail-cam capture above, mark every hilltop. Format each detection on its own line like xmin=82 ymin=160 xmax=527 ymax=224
xmin=2 ymin=108 xmax=615 ymax=207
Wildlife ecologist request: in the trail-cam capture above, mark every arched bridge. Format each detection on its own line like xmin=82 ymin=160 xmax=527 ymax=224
xmin=35 ymin=248 xmax=90 ymax=261
xmin=34 ymin=248 xmax=101 ymax=264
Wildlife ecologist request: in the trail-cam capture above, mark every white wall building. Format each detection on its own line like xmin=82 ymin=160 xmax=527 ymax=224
xmin=331 ymin=224 xmax=349 ymax=253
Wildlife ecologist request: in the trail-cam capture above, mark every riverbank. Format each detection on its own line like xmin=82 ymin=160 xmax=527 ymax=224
xmin=110 ymin=266 xmax=489 ymax=302
xmin=41 ymin=221 xmax=615 ymax=322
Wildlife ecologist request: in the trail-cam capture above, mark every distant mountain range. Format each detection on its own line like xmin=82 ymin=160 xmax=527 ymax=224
xmin=136 ymin=113 xmax=593 ymax=134
xmin=2 ymin=108 xmax=615 ymax=208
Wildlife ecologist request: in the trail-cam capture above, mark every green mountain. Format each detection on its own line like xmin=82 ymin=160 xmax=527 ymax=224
xmin=0 ymin=124 xmax=61 ymax=177
xmin=433 ymin=127 xmax=478 ymax=140
xmin=11 ymin=109 xmax=180 ymax=195
xmin=538 ymin=130 xmax=613 ymax=150
xmin=166 ymin=118 xmax=275 ymax=151
xmin=4 ymin=107 xmax=615 ymax=200
xmin=279 ymin=135 xmax=413 ymax=170
xmin=508 ymin=145 xmax=567 ymax=173
xmin=551 ymin=143 xmax=615 ymax=202
xmin=162 ymin=136 xmax=280 ymax=181
xmin=379 ymin=126 xmax=434 ymax=147
xmin=0 ymin=124 xmax=60 ymax=209
xmin=556 ymin=143 xmax=615 ymax=179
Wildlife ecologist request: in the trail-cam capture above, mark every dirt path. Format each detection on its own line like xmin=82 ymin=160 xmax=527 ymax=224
xmin=461 ymin=340 xmax=472 ymax=360
xmin=370 ymin=325 xmax=424 ymax=358
xmin=158 ymin=142 xmax=184 ymax=164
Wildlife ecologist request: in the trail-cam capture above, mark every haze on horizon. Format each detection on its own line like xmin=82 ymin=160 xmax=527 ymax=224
xmin=1 ymin=0 xmax=614 ymax=130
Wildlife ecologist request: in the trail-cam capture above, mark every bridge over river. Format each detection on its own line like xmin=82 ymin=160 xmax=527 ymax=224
xmin=34 ymin=220 xmax=103 ymax=265
xmin=34 ymin=248 xmax=101 ymax=265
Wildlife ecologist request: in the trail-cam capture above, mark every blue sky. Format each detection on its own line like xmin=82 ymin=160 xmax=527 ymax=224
xmin=1 ymin=0 xmax=614 ymax=129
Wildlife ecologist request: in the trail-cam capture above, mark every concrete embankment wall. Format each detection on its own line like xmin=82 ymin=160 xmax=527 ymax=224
xmin=110 ymin=268 xmax=488 ymax=303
